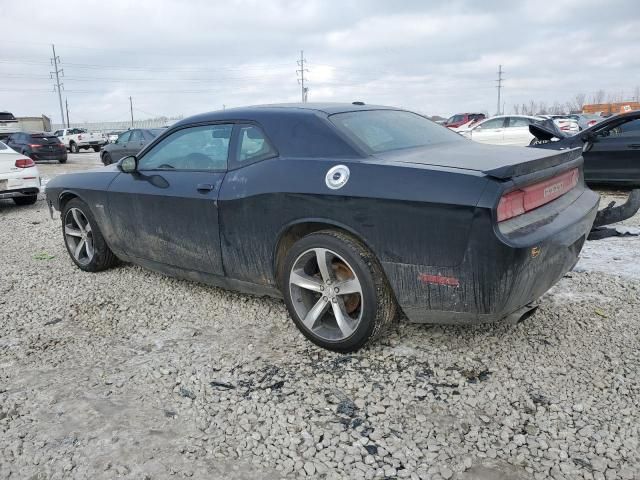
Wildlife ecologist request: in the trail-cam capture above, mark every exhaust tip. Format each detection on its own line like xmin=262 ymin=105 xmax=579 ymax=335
xmin=505 ymin=304 xmax=539 ymax=325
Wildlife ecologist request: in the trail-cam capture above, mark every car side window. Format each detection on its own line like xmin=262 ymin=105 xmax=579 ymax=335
xmin=237 ymin=125 xmax=276 ymax=165
xmin=506 ymin=117 xmax=531 ymax=128
xmin=476 ymin=118 xmax=504 ymax=130
xmin=597 ymin=118 xmax=640 ymax=138
xmin=53 ymin=130 xmax=62 ymax=137
xmin=138 ymin=124 xmax=232 ymax=171
xmin=118 ymin=131 xmax=131 ymax=143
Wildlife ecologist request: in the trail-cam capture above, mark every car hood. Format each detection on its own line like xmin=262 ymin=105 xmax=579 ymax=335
xmin=375 ymin=141 xmax=582 ymax=179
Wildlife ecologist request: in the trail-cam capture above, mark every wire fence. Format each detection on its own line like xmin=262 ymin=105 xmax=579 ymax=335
xmin=51 ymin=116 xmax=183 ymax=133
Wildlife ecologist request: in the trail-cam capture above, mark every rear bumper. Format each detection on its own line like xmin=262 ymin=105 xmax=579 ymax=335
xmin=384 ymin=188 xmax=600 ymax=324
xmin=31 ymin=153 xmax=67 ymax=161
xmin=0 ymin=187 xmax=39 ymax=199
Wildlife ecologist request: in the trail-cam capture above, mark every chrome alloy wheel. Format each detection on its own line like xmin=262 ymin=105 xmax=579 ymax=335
xmin=64 ymin=207 xmax=95 ymax=265
xmin=289 ymin=248 xmax=363 ymax=341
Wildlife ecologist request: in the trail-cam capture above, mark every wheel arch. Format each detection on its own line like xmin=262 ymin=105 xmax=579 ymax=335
xmin=58 ymin=190 xmax=80 ymax=212
xmin=272 ymin=218 xmax=379 ymax=286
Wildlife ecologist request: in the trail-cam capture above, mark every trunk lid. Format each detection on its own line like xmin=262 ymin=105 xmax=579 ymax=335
xmin=375 ymin=141 xmax=582 ymax=179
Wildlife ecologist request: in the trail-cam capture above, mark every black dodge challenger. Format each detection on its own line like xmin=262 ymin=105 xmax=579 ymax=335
xmin=46 ymin=103 xmax=599 ymax=352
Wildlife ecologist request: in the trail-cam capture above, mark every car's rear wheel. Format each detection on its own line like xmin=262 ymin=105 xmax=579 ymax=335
xmin=92 ymin=146 xmax=100 ymax=152
xmin=62 ymin=198 xmax=118 ymax=272
xmin=13 ymin=195 xmax=37 ymax=206
xmin=281 ymin=230 xmax=396 ymax=352
xmin=102 ymin=152 xmax=112 ymax=165
xmin=69 ymin=142 xmax=79 ymax=153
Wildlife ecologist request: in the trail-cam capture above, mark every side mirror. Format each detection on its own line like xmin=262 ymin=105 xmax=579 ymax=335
xmin=119 ymin=156 xmax=138 ymax=173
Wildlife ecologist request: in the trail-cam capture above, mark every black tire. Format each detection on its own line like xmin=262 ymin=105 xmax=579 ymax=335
xmin=280 ymin=230 xmax=396 ymax=352
xmin=61 ymin=198 xmax=118 ymax=272
xmin=102 ymin=152 xmax=112 ymax=165
xmin=58 ymin=157 xmax=67 ymax=164
xmin=13 ymin=195 xmax=37 ymax=206
xmin=69 ymin=142 xmax=79 ymax=153
xmin=92 ymin=146 xmax=101 ymax=152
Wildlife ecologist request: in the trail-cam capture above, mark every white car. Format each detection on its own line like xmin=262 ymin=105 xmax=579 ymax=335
xmin=461 ymin=115 xmax=541 ymax=146
xmin=0 ymin=141 xmax=41 ymax=205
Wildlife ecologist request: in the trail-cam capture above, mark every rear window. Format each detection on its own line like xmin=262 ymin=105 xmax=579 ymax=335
xmin=0 ymin=112 xmax=16 ymax=121
xmin=330 ymin=110 xmax=463 ymax=154
xmin=28 ymin=134 xmax=61 ymax=144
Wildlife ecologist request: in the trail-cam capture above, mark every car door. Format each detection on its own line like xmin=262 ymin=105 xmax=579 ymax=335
xmin=126 ymin=129 xmax=146 ymax=156
xmin=584 ymin=117 xmax=640 ymax=184
xmin=503 ymin=117 xmax=534 ymax=146
xmin=469 ymin=118 xmax=506 ymax=144
xmin=109 ymin=131 xmax=131 ymax=162
xmin=106 ymin=123 xmax=233 ymax=275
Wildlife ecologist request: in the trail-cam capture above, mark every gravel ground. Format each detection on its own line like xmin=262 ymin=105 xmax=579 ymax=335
xmin=1 ymin=153 xmax=639 ymax=479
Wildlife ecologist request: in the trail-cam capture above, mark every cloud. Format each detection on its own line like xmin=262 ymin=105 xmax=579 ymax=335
xmin=1 ymin=0 xmax=638 ymax=122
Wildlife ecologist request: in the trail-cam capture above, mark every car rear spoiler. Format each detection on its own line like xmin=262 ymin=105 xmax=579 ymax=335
xmin=529 ymin=118 xmax=569 ymax=143
xmin=484 ymin=147 xmax=582 ymax=180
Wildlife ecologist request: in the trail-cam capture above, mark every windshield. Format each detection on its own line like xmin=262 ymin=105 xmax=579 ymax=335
xmin=149 ymin=128 xmax=164 ymax=137
xmin=330 ymin=110 xmax=464 ymax=154
xmin=446 ymin=114 xmax=465 ymax=123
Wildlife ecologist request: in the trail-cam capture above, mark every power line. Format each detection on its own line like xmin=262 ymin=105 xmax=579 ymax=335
xmin=496 ymin=65 xmax=505 ymax=116
xmin=296 ymin=50 xmax=309 ymax=103
xmin=50 ymin=44 xmax=65 ymax=126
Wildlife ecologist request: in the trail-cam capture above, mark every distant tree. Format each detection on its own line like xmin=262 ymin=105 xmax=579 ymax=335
xmin=538 ymin=102 xmax=548 ymax=115
xmin=528 ymin=100 xmax=537 ymax=116
xmin=635 ymin=86 xmax=640 ymax=102
xmin=592 ymin=89 xmax=606 ymax=104
xmin=513 ymin=104 xmax=520 ymax=114
xmin=572 ymin=93 xmax=586 ymax=112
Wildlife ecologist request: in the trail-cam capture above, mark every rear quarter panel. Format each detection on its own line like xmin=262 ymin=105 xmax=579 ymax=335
xmin=218 ymin=157 xmax=489 ymax=286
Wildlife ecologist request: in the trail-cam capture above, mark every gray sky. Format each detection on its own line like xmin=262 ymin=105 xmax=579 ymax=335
xmin=2 ymin=0 xmax=639 ymax=123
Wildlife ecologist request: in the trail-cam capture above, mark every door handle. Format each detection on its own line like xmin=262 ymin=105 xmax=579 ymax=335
xmin=197 ymin=183 xmax=215 ymax=192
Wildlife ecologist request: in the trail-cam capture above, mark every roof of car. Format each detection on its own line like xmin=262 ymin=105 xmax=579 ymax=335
xmin=173 ymin=102 xmax=400 ymax=127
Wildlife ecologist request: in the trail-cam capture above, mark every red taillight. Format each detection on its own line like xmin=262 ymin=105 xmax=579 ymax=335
xmin=15 ymin=158 xmax=35 ymax=168
xmin=28 ymin=143 xmax=41 ymax=148
xmin=588 ymin=120 xmax=597 ymax=126
xmin=497 ymin=190 xmax=526 ymax=222
xmin=497 ymin=168 xmax=579 ymax=222
xmin=78 ymin=134 xmax=83 ymax=140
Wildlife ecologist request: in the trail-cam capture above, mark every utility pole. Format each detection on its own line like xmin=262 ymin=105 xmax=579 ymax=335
xmin=129 ymin=96 xmax=134 ymax=127
xmin=296 ymin=50 xmax=309 ymax=103
xmin=50 ymin=44 xmax=65 ymax=126
xmin=496 ymin=65 xmax=505 ymax=116
xmin=65 ymin=98 xmax=70 ymax=127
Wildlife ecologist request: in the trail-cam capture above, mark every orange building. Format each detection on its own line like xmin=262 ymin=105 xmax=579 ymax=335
xmin=582 ymin=102 xmax=640 ymax=115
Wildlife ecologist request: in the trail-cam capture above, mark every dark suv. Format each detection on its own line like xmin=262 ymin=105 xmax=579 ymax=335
xmin=444 ymin=113 xmax=486 ymax=129
xmin=6 ymin=132 xmax=68 ymax=163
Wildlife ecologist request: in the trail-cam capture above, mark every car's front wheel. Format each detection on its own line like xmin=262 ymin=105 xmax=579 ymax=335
xmin=62 ymin=198 xmax=118 ymax=272
xmin=102 ymin=152 xmax=112 ymax=165
xmin=281 ymin=230 xmax=396 ymax=352
xmin=69 ymin=142 xmax=79 ymax=153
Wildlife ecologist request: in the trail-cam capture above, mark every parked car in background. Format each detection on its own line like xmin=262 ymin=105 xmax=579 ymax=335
xmin=46 ymin=103 xmax=599 ymax=352
xmin=53 ymin=128 xmax=106 ymax=153
xmin=540 ymin=115 xmax=580 ymax=135
xmin=461 ymin=115 xmax=540 ymax=146
xmin=573 ymin=113 xmax=604 ymax=130
xmin=5 ymin=132 xmax=68 ymax=163
xmin=530 ymin=110 xmax=640 ymax=187
xmin=0 ymin=141 xmax=41 ymax=205
xmin=0 ymin=111 xmax=20 ymax=140
xmin=100 ymin=128 xmax=165 ymax=165
xmin=444 ymin=113 xmax=485 ymax=129
xmin=107 ymin=131 xmax=123 ymax=143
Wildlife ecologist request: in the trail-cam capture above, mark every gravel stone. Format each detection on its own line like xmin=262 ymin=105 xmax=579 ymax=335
xmin=0 ymin=160 xmax=639 ymax=478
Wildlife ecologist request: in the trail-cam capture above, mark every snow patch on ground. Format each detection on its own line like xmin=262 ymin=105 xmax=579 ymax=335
xmin=574 ymin=237 xmax=640 ymax=279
